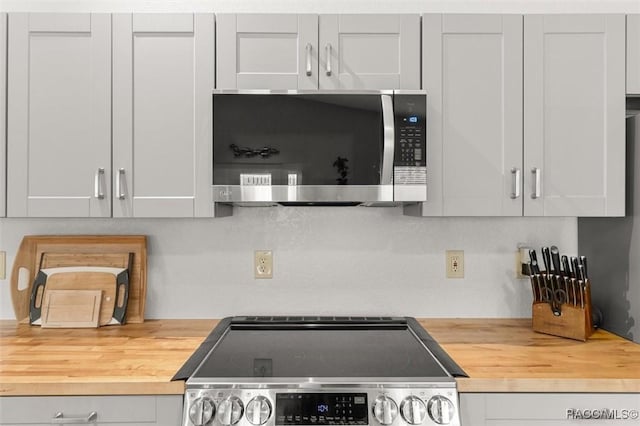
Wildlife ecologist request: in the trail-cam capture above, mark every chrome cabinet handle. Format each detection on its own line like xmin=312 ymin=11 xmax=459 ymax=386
xmin=94 ymin=168 xmax=105 ymax=200
xmin=531 ymin=167 xmax=541 ymax=199
xmin=52 ymin=411 xmax=98 ymax=424
xmin=510 ymin=167 xmax=521 ymax=199
xmin=380 ymin=94 xmax=394 ymax=186
xmin=305 ymin=43 xmax=312 ymax=76
xmin=325 ymin=43 xmax=332 ymax=76
xmin=117 ymin=168 xmax=125 ymax=200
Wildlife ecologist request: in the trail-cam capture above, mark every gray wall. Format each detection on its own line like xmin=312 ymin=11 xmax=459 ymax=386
xmin=578 ymin=112 xmax=640 ymax=342
xmin=0 ymin=211 xmax=577 ymax=319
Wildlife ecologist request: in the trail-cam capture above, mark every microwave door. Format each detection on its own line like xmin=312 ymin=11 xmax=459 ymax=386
xmin=212 ymin=92 xmax=392 ymax=204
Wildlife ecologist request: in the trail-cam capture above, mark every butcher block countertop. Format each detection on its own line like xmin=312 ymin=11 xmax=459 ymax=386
xmin=1 ymin=318 xmax=639 ymax=396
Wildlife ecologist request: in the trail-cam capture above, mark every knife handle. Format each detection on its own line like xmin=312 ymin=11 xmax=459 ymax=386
xmin=580 ymin=256 xmax=588 ymax=279
xmin=578 ymin=264 xmax=586 ymax=282
xmin=561 ymin=255 xmax=571 ymax=278
xmin=550 ymin=246 xmax=561 ymax=275
xmin=571 ymin=257 xmax=580 ymax=279
xmin=541 ymin=247 xmax=551 ymax=275
xmin=529 ymin=263 xmax=537 ymax=299
xmin=530 ymin=259 xmax=540 ymax=276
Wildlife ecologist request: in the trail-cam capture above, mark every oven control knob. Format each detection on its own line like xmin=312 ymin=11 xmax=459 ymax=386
xmin=427 ymin=396 xmax=454 ymax=425
xmin=400 ymin=396 xmax=427 ymax=425
xmin=246 ymin=396 xmax=272 ymax=425
xmin=373 ymin=395 xmax=398 ymax=425
xmin=189 ymin=397 xmax=216 ymax=426
xmin=218 ymin=396 xmax=244 ymax=426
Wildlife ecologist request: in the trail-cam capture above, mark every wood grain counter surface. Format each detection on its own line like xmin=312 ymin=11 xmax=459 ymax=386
xmin=1 ymin=318 xmax=639 ymax=396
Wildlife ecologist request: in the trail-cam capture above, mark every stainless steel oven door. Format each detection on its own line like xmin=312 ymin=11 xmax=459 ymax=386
xmin=212 ymin=90 xmax=395 ymax=205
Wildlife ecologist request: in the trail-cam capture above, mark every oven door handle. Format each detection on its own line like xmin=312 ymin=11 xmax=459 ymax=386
xmin=381 ymin=94 xmax=394 ymax=186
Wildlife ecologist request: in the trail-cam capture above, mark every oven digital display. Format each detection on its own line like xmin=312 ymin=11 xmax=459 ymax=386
xmin=276 ymin=393 xmax=368 ymax=425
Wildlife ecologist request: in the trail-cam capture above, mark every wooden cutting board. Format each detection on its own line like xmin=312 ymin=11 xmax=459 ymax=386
xmin=41 ymin=289 xmax=103 ymax=328
xmin=11 ymin=235 xmax=147 ymax=324
xmin=30 ymin=263 xmax=129 ymax=326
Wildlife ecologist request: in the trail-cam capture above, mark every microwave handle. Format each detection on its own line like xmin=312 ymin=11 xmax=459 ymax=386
xmin=381 ymin=94 xmax=394 ymax=186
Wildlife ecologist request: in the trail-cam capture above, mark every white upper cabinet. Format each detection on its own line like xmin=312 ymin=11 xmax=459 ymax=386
xmin=627 ymin=15 xmax=640 ymax=94
xmin=7 ymin=13 xmax=111 ymax=217
xmin=112 ymin=13 xmax=214 ymax=217
xmin=318 ymin=14 xmax=420 ymax=90
xmin=421 ymin=14 xmax=523 ymax=216
xmin=216 ymin=14 xmax=420 ymax=90
xmin=217 ymin=14 xmax=318 ymax=90
xmin=0 ymin=13 xmax=6 ymax=218
xmin=524 ymin=15 xmax=625 ymax=216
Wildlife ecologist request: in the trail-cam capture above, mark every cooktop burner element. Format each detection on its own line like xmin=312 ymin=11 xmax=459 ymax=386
xmin=175 ymin=317 xmax=466 ymax=426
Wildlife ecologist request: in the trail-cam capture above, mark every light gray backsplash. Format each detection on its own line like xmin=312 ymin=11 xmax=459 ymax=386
xmin=0 ymin=209 xmax=576 ymax=319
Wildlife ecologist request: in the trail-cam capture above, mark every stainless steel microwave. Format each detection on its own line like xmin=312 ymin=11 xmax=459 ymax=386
xmin=212 ymin=90 xmax=427 ymax=206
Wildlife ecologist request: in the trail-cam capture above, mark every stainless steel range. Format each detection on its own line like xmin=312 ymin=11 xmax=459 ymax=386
xmin=174 ymin=317 xmax=466 ymax=426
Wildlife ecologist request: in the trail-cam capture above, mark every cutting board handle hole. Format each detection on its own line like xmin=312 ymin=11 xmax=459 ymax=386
xmin=117 ymin=284 xmax=126 ymax=307
xmin=17 ymin=267 xmax=30 ymax=291
xmin=34 ymin=286 xmax=44 ymax=309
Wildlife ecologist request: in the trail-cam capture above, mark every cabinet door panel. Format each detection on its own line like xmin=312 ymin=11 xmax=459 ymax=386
xmin=628 ymin=15 xmax=640 ymax=94
xmin=113 ymin=13 xmax=214 ymax=217
xmin=422 ymin=14 xmax=523 ymax=216
xmin=7 ymin=13 xmax=111 ymax=217
xmin=0 ymin=395 xmax=182 ymax=425
xmin=524 ymin=15 xmax=625 ymax=216
xmin=217 ymin=14 xmax=317 ymax=89
xmin=319 ymin=14 xmax=419 ymax=89
xmin=0 ymin=13 xmax=6 ymax=217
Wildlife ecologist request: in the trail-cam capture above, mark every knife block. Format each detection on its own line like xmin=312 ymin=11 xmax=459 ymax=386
xmin=530 ymin=273 xmax=594 ymax=342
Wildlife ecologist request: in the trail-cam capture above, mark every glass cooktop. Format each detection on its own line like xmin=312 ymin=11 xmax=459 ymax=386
xmin=192 ymin=326 xmax=449 ymax=379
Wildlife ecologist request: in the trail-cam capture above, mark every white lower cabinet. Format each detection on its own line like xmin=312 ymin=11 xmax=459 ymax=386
xmin=0 ymin=12 xmax=6 ymax=218
xmin=0 ymin=395 xmax=182 ymax=425
xmin=461 ymin=393 xmax=640 ymax=425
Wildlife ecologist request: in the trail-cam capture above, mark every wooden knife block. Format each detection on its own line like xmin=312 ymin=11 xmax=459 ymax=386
xmin=531 ymin=276 xmax=594 ymax=342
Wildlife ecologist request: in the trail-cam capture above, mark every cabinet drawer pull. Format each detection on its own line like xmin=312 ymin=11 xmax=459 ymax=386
xmin=94 ymin=168 xmax=105 ymax=200
xmin=52 ymin=411 xmax=98 ymax=424
xmin=531 ymin=167 xmax=541 ymax=199
xmin=510 ymin=167 xmax=521 ymax=199
xmin=325 ymin=43 xmax=332 ymax=76
xmin=117 ymin=168 xmax=126 ymax=200
xmin=305 ymin=43 xmax=312 ymax=76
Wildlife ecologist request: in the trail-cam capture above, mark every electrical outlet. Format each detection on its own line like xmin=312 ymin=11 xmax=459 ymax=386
xmin=254 ymin=250 xmax=273 ymax=279
xmin=0 ymin=251 xmax=5 ymax=280
xmin=516 ymin=244 xmax=532 ymax=279
xmin=446 ymin=250 xmax=464 ymax=279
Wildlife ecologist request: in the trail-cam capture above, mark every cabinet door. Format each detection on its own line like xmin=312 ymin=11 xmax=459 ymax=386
xmin=319 ymin=14 xmax=420 ymax=89
xmin=0 ymin=395 xmax=182 ymax=425
xmin=460 ymin=394 xmax=486 ymax=426
xmin=0 ymin=13 xmax=6 ymax=218
xmin=524 ymin=15 xmax=625 ymax=216
xmin=628 ymin=15 xmax=640 ymax=94
xmin=7 ymin=13 xmax=111 ymax=217
xmin=217 ymin=14 xmax=318 ymax=90
xmin=484 ymin=393 xmax=640 ymax=424
xmin=421 ymin=14 xmax=523 ymax=216
xmin=113 ymin=13 xmax=214 ymax=217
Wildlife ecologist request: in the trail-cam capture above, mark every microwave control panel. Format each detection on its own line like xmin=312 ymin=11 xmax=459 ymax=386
xmin=393 ymin=94 xmax=426 ymax=189
xmin=393 ymin=94 xmax=426 ymax=168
